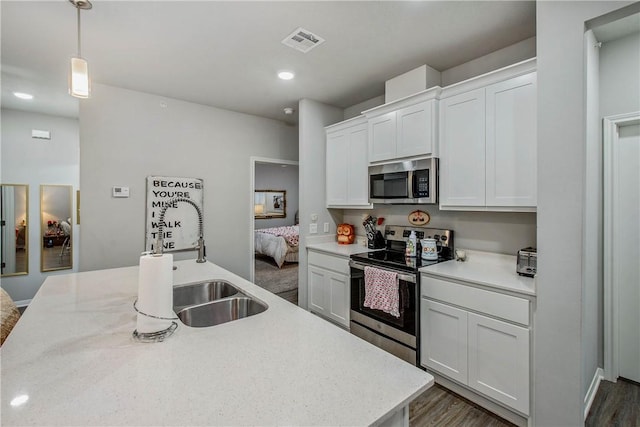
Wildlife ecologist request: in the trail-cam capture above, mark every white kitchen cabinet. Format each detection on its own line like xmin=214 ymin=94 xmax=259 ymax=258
xmin=307 ymin=249 xmax=350 ymax=328
xmin=439 ymin=88 xmax=486 ymax=207
xmin=420 ymin=273 xmax=531 ymax=416
xmin=326 ymin=116 xmax=372 ymax=208
xmin=439 ymin=59 xmax=536 ymax=211
xmin=364 ymin=88 xmax=440 ymax=163
xmin=485 ymin=73 xmax=537 ymax=207
xmin=467 ymin=312 xmax=530 ymax=415
xmin=421 ymin=299 xmax=468 ymax=384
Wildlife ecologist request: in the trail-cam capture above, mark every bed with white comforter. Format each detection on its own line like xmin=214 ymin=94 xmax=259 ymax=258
xmin=254 ymin=225 xmax=299 ymax=268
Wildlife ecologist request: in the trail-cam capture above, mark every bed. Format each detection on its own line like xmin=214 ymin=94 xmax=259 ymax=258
xmin=255 ymin=225 xmax=299 ymax=268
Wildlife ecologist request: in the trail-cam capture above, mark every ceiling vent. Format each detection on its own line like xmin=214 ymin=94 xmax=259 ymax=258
xmin=281 ymin=27 xmax=325 ymax=53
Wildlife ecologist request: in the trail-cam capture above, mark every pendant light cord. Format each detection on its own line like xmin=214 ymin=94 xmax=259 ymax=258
xmin=77 ymin=6 xmax=81 ymax=57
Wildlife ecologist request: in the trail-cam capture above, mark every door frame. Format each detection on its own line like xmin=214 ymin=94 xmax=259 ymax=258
xmin=249 ymin=156 xmax=299 ymax=283
xmin=603 ymin=111 xmax=640 ymax=382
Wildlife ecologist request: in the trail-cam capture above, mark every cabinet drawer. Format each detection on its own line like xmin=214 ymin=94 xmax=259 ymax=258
xmin=422 ymin=276 xmax=529 ymax=326
xmin=308 ymin=250 xmax=349 ymax=275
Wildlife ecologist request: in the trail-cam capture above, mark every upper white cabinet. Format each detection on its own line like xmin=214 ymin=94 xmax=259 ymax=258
xmin=439 ymin=88 xmax=486 ymax=207
xmin=364 ymin=88 xmax=440 ymax=163
xmin=325 ymin=116 xmax=372 ymax=208
xmin=439 ymin=59 xmax=537 ymax=211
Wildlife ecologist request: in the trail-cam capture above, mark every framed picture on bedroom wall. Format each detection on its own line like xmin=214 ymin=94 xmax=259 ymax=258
xmin=255 ymin=190 xmax=286 ymax=219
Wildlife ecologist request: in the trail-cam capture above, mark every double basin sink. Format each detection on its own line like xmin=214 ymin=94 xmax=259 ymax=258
xmin=173 ymin=280 xmax=267 ymax=327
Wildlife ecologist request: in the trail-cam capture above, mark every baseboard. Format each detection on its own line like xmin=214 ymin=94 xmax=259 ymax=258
xmin=14 ymin=298 xmax=32 ymax=308
xmin=584 ymin=367 xmax=604 ymax=420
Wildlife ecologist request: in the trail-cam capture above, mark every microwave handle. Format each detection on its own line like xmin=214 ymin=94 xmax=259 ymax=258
xmin=408 ymin=170 xmax=415 ymax=199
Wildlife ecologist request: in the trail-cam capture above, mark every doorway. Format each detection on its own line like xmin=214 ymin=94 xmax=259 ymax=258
xmin=249 ymin=157 xmax=299 ymax=304
xmin=604 ymin=113 xmax=640 ymax=383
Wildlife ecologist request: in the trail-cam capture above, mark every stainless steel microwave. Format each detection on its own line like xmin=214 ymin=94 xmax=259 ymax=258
xmin=369 ymin=158 xmax=438 ymax=204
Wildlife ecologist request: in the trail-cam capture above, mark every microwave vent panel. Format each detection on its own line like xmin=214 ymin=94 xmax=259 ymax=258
xmin=281 ymin=27 xmax=325 ymax=53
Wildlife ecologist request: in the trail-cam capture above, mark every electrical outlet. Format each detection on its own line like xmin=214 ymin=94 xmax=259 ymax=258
xmin=311 ymin=213 xmax=318 ymax=222
xmin=310 ymin=223 xmax=318 ymax=234
xmin=323 ymin=223 xmax=329 ymax=233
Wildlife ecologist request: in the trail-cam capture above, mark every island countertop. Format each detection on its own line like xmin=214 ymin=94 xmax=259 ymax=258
xmin=0 ymin=260 xmax=432 ymax=426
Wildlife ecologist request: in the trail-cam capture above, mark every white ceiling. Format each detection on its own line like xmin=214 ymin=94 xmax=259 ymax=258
xmin=1 ymin=1 xmax=536 ymax=124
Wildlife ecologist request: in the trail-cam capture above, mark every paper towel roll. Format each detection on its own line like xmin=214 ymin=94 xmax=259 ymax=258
xmin=135 ymin=253 xmax=174 ymax=334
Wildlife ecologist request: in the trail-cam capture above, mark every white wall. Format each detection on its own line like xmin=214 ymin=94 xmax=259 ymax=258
xmin=343 ymin=207 xmax=535 ymax=255
xmin=600 ymin=31 xmax=640 ymax=117
xmin=535 ymin=2 xmax=633 ymax=425
xmin=297 ymin=99 xmax=344 ymax=308
xmin=0 ymin=108 xmax=80 ymax=303
xmin=254 ymin=163 xmax=299 ymax=228
xmin=583 ymin=28 xmax=601 ymax=404
xmin=440 ymin=37 xmax=537 ymax=86
xmin=79 ymin=83 xmax=298 ymax=280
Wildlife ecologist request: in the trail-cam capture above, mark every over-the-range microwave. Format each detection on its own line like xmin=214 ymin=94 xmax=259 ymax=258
xmin=369 ymin=158 xmax=438 ymax=204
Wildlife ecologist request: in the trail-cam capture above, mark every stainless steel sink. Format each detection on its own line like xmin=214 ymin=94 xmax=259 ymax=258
xmin=176 ymin=296 xmax=268 ymax=328
xmin=173 ymin=280 xmax=239 ymax=311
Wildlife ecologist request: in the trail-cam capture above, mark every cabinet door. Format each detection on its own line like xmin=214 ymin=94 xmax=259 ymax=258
xmin=397 ymin=100 xmax=436 ymax=158
xmin=327 ymin=271 xmax=350 ymax=328
xmin=346 ymin=124 xmax=370 ymax=206
xmin=369 ymin=111 xmax=397 ymax=162
xmin=420 ymin=299 xmax=468 ymax=384
xmin=308 ymin=265 xmax=328 ymax=316
xmin=439 ymin=88 xmax=486 ymax=207
xmin=467 ymin=312 xmax=530 ymax=415
xmin=326 ymin=131 xmax=349 ymax=206
xmin=486 ymin=73 xmax=537 ymax=207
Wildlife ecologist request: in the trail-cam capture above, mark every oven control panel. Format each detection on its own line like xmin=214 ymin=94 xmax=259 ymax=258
xmin=384 ymin=225 xmax=454 ymax=259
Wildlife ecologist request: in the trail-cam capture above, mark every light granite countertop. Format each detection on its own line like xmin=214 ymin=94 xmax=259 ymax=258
xmin=306 ymin=240 xmax=378 ymax=257
xmin=419 ymin=250 xmax=536 ymax=296
xmin=0 ymin=260 xmax=432 ymax=426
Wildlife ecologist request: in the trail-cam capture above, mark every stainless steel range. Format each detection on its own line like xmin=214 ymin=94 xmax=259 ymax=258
xmin=349 ymin=225 xmax=454 ymax=365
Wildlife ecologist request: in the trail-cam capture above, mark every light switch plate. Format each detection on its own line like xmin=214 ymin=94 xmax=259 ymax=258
xmin=310 ymin=223 xmax=318 ymax=234
xmin=323 ymin=223 xmax=329 ymax=233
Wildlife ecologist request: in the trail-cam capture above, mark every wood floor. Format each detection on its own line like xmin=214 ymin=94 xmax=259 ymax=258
xmin=409 ymin=377 xmax=640 ymax=426
xmin=409 ymin=383 xmax=515 ymax=427
xmin=586 ymin=378 xmax=640 ymax=426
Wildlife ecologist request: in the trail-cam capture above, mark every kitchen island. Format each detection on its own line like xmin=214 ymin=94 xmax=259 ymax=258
xmin=0 ymin=260 xmax=433 ymax=426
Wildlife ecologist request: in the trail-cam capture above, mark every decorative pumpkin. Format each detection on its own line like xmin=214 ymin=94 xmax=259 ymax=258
xmin=337 ymin=223 xmax=355 ymax=245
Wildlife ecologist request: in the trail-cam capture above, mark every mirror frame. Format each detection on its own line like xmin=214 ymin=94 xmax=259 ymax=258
xmin=254 ymin=190 xmax=286 ymax=219
xmin=40 ymin=185 xmax=73 ymax=272
xmin=1 ymin=184 xmax=29 ymax=277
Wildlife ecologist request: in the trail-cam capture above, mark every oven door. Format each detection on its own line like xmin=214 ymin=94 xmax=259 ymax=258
xmin=349 ymin=260 xmax=417 ymax=346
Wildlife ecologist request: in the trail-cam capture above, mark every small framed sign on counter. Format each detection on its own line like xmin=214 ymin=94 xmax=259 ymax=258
xmin=145 ymin=176 xmax=204 ymax=253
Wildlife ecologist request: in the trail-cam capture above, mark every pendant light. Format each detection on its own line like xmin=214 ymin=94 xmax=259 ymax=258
xmin=69 ymin=0 xmax=92 ymax=98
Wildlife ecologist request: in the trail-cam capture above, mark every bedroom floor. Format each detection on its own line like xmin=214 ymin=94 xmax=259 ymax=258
xmin=254 ymin=254 xmax=298 ymax=305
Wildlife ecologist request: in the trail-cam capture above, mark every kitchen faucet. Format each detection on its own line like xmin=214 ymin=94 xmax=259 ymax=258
xmin=155 ymin=197 xmax=206 ymax=263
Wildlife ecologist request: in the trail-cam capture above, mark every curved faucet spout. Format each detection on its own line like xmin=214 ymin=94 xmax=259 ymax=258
xmin=155 ymin=197 xmax=206 ymax=263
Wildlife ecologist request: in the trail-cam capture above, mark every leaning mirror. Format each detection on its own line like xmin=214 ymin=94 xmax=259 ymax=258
xmin=1 ymin=184 xmax=29 ymax=276
xmin=254 ymin=190 xmax=286 ymax=219
xmin=40 ymin=185 xmax=73 ymax=272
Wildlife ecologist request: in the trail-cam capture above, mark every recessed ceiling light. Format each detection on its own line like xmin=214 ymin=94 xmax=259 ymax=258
xmin=278 ymin=71 xmax=295 ymax=80
xmin=13 ymin=92 xmax=34 ymax=100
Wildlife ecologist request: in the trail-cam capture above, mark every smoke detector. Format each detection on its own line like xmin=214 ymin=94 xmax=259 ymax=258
xmin=281 ymin=27 xmax=325 ymax=53
xmin=283 ymin=107 xmax=295 ymax=115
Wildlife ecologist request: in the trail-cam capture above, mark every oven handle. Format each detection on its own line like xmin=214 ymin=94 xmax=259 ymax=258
xmin=349 ymin=260 xmax=416 ymax=284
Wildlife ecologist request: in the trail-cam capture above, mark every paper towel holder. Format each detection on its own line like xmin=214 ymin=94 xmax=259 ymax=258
xmin=132 ymin=299 xmax=178 ymax=343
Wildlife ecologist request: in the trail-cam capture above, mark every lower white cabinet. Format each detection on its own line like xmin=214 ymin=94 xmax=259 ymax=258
xmin=308 ymin=250 xmax=350 ymax=328
xmin=420 ymin=275 xmax=531 ymax=416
